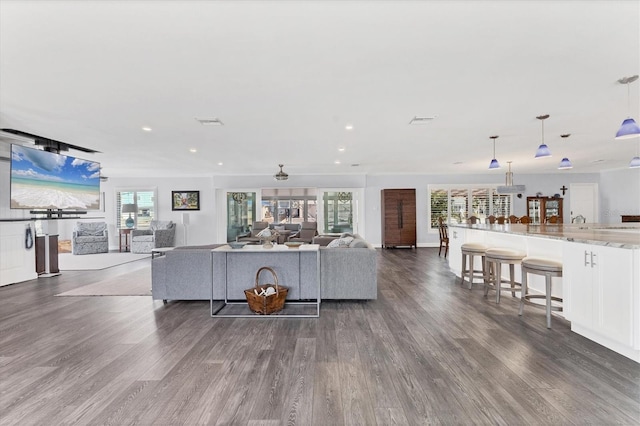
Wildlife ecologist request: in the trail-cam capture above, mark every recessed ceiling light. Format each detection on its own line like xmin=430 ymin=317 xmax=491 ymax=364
xmin=591 ymin=159 xmax=605 ymax=164
xmin=189 ymin=148 xmax=197 ymax=153
xmin=345 ymin=124 xmax=354 ymax=131
xmin=409 ymin=116 xmax=437 ymax=125
xmin=217 ymin=162 xmax=223 ymax=166
xmin=196 ymin=118 xmax=224 ymax=126
xmin=338 ymin=147 xmax=345 ymax=152
xmin=334 ymin=160 xmax=341 ymax=165
xmin=142 ymin=126 xmax=152 ymax=132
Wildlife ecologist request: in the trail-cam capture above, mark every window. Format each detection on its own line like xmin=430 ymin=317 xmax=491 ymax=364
xmin=322 ymin=191 xmax=353 ymax=234
xmin=429 ymin=185 xmax=512 ymax=229
xmin=116 ymin=189 xmax=156 ymax=229
xmin=261 ymin=188 xmax=317 ymax=225
xmin=227 ymin=192 xmax=257 ymax=242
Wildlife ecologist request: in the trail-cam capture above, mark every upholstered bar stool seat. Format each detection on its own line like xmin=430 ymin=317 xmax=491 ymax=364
xmin=519 ymin=257 xmax=563 ymax=328
xmin=460 ymin=243 xmax=489 ymax=289
xmin=484 ymin=248 xmax=526 ymax=303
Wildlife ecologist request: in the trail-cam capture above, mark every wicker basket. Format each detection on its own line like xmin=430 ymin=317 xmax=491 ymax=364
xmin=244 ymin=266 xmax=288 ymax=315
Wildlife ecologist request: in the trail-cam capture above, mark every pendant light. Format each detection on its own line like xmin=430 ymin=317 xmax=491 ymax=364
xmin=615 ymin=75 xmax=640 ymax=140
xmin=488 ymin=135 xmax=500 ymax=169
xmin=534 ymin=114 xmax=551 ymax=158
xmin=631 ymin=140 xmax=640 ymax=168
xmin=273 ymin=164 xmax=289 ymax=181
xmin=557 ymin=133 xmax=573 ymax=169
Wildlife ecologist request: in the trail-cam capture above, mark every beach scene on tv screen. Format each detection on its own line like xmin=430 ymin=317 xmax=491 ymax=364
xmin=10 ymin=145 xmax=100 ymax=210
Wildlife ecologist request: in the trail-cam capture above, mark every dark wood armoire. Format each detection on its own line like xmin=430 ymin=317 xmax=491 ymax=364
xmin=381 ymin=189 xmax=416 ymax=248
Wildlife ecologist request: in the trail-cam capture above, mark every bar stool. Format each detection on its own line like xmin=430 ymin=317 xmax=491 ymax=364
xmin=484 ymin=248 xmax=526 ymax=303
xmin=460 ymin=243 xmax=489 ymax=289
xmin=519 ymin=257 xmax=563 ymax=328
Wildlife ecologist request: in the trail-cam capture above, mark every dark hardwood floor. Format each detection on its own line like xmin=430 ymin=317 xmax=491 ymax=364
xmin=1 ymin=248 xmax=638 ymax=425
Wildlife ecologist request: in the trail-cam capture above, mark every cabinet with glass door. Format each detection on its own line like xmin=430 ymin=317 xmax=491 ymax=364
xmin=526 ymin=196 xmax=563 ymax=224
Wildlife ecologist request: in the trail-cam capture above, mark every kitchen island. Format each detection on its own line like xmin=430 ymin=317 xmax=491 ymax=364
xmin=448 ymin=223 xmax=640 ymax=363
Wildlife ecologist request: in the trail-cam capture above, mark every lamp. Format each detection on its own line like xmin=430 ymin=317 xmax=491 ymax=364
xmin=558 ymin=133 xmax=573 ymax=169
xmin=496 ymin=161 xmax=526 ymax=194
xmin=615 ymin=75 xmax=640 ymax=140
xmin=630 ymin=156 xmax=640 ymax=168
xmin=534 ymin=114 xmax=551 ymax=158
xmin=488 ymin=135 xmax=500 ymax=169
xmin=274 ymin=164 xmax=289 ymax=181
xmin=122 ymin=203 xmax=137 ymax=228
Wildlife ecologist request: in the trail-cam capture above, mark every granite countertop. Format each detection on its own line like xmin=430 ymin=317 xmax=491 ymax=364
xmin=449 ymin=223 xmax=640 ymax=249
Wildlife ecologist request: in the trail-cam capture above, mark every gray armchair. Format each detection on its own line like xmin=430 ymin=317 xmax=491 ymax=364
xmin=288 ymin=221 xmax=318 ymax=243
xmin=237 ymin=221 xmax=269 ymax=243
xmin=72 ymin=222 xmax=109 ymax=255
xmin=131 ymin=220 xmax=176 ymax=253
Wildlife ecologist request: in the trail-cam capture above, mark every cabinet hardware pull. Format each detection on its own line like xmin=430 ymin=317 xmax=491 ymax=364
xmin=584 ymin=250 xmax=590 ymax=266
xmin=591 ymin=252 xmax=597 ymax=268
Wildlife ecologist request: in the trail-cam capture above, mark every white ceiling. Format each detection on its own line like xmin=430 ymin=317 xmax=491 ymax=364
xmin=1 ymin=0 xmax=639 ymax=178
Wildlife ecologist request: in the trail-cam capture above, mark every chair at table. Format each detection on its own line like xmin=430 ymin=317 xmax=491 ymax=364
xmin=288 ymin=221 xmax=318 ymax=243
xmin=546 ymin=215 xmax=559 ymax=224
xmin=496 ymin=216 xmax=507 ymax=225
xmin=467 ymin=216 xmax=479 ymax=224
xmin=509 ymin=215 xmax=519 ymax=224
xmin=438 ymin=217 xmax=449 ymax=258
xmin=519 ymin=216 xmax=531 ymax=224
xmin=486 ymin=215 xmax=496 ymax=224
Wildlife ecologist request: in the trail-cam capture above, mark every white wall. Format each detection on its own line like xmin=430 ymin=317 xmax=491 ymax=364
xmin=599 ymin=168 xmax=640 ymax=223
xmin=5 ymin=157 xmax=636 ymax=249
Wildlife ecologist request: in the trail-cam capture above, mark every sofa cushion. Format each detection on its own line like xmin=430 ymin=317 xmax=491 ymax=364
xmin=75 ymin=235 xmax=108 ymax=243
xmin=349 ymin=238 xmax=369 ymax=248
xmin=134 ymin=235 xmax=154 ymax=242
xmin=76 ymin=222 xmax=106 ymax=236
xmin=151 ymin=220 xmax=173 ymax=231
xmin=327 ymin=236 xmax=354 ymax=248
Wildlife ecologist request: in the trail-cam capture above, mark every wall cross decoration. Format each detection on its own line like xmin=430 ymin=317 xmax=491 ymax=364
xmin=560 ymin=185 xmax=568 ymax=196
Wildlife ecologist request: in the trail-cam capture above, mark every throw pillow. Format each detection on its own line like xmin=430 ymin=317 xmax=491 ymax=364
xmin=274 ymin=226 xmax=285 ymax=231
xmin=340 ymin=232 xmax=354 ymax=238
xmin=349 ymin=238 xmax=369 ymax=248
xmin=327 ymin=236 xmax=354 ymax=248
xmin=257 ymin=228 xmax=273 ymax=237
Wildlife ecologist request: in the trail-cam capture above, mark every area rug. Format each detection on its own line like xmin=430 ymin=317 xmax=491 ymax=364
xmin=58 ymin=252 xmax=151 ymax=271
xmin=55 ymin=267 xmax=151 ymax=296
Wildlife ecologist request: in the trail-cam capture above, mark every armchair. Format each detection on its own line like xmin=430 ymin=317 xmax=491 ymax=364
xmin=288 ymin=221 xmax=318 ymax=243
xmin=131 ymin=220 xmax=176 ymax=254
xmin=72 ymin=222 xmax=109 ymax=255
xmin=237 ymin=221 xmax=269 ymax=243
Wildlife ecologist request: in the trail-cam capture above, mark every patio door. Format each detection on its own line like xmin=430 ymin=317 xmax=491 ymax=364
xmin=226 ymin=192 xmax=256 ymax=242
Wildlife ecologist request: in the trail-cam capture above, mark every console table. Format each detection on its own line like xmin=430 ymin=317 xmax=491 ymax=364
xmin=211 ymin=244 xmax=320 ymax=318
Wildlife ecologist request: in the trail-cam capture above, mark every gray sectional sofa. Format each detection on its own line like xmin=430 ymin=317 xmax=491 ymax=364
xmin=151 ymin=235 xmax=377 ymax=302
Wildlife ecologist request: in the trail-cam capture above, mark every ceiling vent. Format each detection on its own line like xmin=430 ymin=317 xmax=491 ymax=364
xmin=195 ymin=118 xmax=224 ymax=126
xmin=409 ymin=116 xmax=437 ymax=125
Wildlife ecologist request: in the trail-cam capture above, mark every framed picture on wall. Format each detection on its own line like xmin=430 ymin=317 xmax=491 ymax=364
xmin=172 ymin=191 xmax=200 ymax=211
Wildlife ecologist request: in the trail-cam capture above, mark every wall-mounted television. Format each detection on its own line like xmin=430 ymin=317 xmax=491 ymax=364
xmin=10 ymin=144 xmax=101 ymax=210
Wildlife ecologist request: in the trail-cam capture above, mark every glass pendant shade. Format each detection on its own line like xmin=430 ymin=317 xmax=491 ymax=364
xmin=534 ymin=115 xmax=551 ymax=158
xmin=558 ymin=157 xmax=573 ymax=169
xmin=535 ymin=143 xmax=551 ymax=158
xmin=630 ymin=156 xmax=640 ymax=168
xmin=615 ymin=118 xmax=640 ymax=140
xmin=488 ymin=136 xmax=500 ymax=169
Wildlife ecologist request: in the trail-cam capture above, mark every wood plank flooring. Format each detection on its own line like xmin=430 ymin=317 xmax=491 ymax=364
xmin=1 ymin=248 xmax=638 ymax=425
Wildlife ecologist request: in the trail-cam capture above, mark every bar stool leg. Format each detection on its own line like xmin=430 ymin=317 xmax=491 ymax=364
xmin=509 ymin=263 xmax=516 ymax=297
xmin=460 ymin=253 xmax=466 ymax=287
xmin=519 ymin=268 xmax=528 ymax=316
xmin=495 ymin=261 xmax=502 ymax=304
xmin=484 ymin=258 xmax=491 ymax=297
xmin=545 ymin=273 xmax=552 ymax=329
xmin=467 ymin=255 xmax=475 ymax=290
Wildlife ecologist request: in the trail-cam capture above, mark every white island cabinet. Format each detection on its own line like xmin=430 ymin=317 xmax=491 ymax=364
xmin=448 ymin=223 xmax=640 ymax=363
xmin=564 ymin=242 xmax=639 ymax=361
